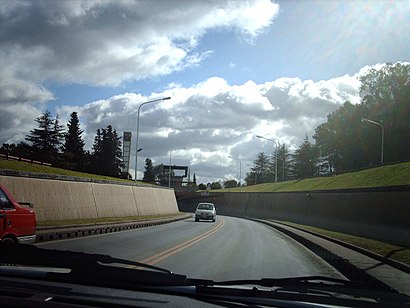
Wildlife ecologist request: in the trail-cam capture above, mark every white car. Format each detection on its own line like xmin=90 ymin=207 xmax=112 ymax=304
xmin=195 ymin=203 xmax=216 ymax=222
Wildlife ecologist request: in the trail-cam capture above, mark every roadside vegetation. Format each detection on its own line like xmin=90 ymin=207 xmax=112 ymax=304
xmin=218 ymin=162 xmax=410 ymax=192
xmin=0 ymin=159 xmax=146 ymax=185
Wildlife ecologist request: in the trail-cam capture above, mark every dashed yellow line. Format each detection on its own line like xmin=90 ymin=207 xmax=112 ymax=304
xmin=131 ymin=218 xmax=225 ymax=267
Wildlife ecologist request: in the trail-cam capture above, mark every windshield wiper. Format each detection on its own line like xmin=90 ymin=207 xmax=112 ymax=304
xmin=194 ymin=276 xmax=410 ymax=307
xmin=212 ymin=275 xmax=384 ymax=289
xmin=0 ymin=243 xmax=211 ymax=288
xmin=0 ymin=242 xmax=170 ymax=273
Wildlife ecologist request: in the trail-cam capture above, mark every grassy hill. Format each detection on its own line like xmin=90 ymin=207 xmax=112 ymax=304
xmin=219 ymin=162 xmax=410 ymax=192
xmin=0 ymin=159 xmax=141 ymax=184
xmin=2 ymin=160 xmax=409 ymax=192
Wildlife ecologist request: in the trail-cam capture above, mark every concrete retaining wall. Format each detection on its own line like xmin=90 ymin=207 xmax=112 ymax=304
xmin=0 ymin=176 xmax=179 ymax=222
xmin=177 ymin=187 xmax=410 ymax=247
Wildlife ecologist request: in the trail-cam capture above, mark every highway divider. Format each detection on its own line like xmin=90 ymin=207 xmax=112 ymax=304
xmin=36 ymin=213 xmax=192 ymax=243
xmin=0 ymin=175 xmax=180 ymax=222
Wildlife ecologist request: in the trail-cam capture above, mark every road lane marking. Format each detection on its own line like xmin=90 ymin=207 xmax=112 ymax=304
xmin=131 ymin=218 xmax=225 ymax=267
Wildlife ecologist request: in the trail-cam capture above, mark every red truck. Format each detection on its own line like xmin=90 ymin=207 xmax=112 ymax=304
xmin=0 ymin=183 xmax=36 ymax=244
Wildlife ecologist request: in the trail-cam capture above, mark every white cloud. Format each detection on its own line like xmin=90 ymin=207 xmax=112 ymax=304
xmin=1 ymin=60 xmax=371 ymax=183
xmin=47 ymin=68 xmax=363 ymax=183
xmin=0 ymin=0 xmax=278 ymax=94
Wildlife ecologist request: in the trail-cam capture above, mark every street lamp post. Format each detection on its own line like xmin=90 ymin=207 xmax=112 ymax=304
xmin=169 ymin=147 xmax=186 ymax=188
xmin=362 ymin=118 xmax=384 ymax=164
xmin=316 ymin=145 xmax=322 ymax=175
xmin=228 ymin=156 xmax=242 ymax=186
xmin=134 ymin=97 xmax=171 ymax=181
xmin=256 ymin=135 xmax=278 ymax=183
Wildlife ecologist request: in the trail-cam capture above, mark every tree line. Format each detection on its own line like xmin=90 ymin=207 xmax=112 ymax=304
xmin=244 ymin=62 xmax=410 ymax=185
xmin=0 ymin=111 xmax=124 ymax=178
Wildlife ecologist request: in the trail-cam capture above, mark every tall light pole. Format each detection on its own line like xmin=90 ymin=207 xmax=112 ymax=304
xmin=228 ymin=156 xmax=242 ymax=186
xmin=169 ymin=147 xmax=186 ymax=188
xmin=134 ymin=97 xmax=171 ymax=181
xmin=256 ymin=135 xmax=278 ymax=183
xmin=362 ymin=118 xmax=384 ymax=164
xmin=316 ymin=145 xmax=322 ymax=175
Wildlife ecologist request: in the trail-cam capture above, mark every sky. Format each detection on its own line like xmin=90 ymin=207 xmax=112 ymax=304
xmin=1 ymin=0 xmax=409 ymax=184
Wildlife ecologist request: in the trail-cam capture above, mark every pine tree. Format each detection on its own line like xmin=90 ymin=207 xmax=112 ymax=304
xmin=90 ymin=126 xmax=123 ymax=177
xmin=63 ymin=112 xmax=85 ymax=155
xmin=143 ymin=158 xmax=156 ymax=183
xmin=25 ymin=110 xmax=64 ymax=162
xmin=245 ymin=152 xmax=273 ymax=185
xmin=291 ymin=136 xmax=317 ymax=178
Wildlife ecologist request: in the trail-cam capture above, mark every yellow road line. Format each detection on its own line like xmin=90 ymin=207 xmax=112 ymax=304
xmin=131 ymin=218 xmax=225 ymax=267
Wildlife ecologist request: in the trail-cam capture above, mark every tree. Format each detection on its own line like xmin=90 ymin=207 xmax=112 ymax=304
xmin=210 ymin=182 xmax=222 ymax=190
xmin=50 ymin=114 xmax=65 ymax=154
xmin=90 ymin=125 xmax=123 ymax=177
xmin=270 ymin=143 xmax=291 ymax=182
xmin=0 ymin=142 xmax=32 ymax=158
xmin=359 ymin=62 xmax=410 ymax=163
xmin=25 ymin=110 xmax=64 ymax=163
xmin=62 ymin=112 xmax=85 ymax=170
xmin=0 ymin=143 xmax=16 ymax=155
xmin=313 ymin=101 xmax=368 ymax=172
xmin=198 ymin=183 xmax=206 ymax=190
xmin=143 ymin=158 xmax=156 ymax=183
xmin=153 ymin=163 xmax=168 ymax=185
xmin=245 ymin=152 xmax=273 ymax=185
xmin=291 ymin=136 xmax=317 ymax=178
xmin=224 ymin=179 xmax=238 ymax=188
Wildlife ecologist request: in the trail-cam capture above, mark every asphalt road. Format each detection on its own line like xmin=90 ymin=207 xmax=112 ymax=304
xmin=36 ymin=215 xmax=343 ymax=281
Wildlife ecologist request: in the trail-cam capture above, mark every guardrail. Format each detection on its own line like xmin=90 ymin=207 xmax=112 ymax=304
xmin=36 ymin=213 xmax=192 ymax=242
xmin=0 ymin=153 xmax=52 ymax=166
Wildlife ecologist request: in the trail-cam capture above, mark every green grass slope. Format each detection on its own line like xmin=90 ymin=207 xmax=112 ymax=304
xmin=0 ymin=159 xmax=141 ymax=184
xmin=220 ymin=162 xmax=410 ymax=192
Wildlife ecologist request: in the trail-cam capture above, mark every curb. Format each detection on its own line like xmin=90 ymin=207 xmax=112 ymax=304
xmin=35 ymin=213 xmax=192 ymax=243
xmin=246 ymin=217 xmax=401 ymax=293
xmin=269 ymin=219 xmax=410 ymax=274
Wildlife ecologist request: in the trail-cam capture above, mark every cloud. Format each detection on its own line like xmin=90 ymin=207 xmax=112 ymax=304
xmin=49 ymin=68 xmax=362 ymax=183
xmin=1 ymin=63 xmax=367 ymax=183
xmin=0 ymin=0 xmax=278 ymax=96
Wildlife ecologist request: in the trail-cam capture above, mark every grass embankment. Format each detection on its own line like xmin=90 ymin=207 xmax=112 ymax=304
xmin=219 ymin=162 xmax=410 ymax=192
xmin=0 ymin=159 xmax=145 ymax=184
xmin=276 ymin=221 xmax=410 ymax=266
xmin=37 ymin=213 xmax=185 ymax=228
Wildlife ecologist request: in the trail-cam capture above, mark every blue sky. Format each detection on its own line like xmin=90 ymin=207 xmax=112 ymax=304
xmin=1 ymin=0 xmax=409 ymax=183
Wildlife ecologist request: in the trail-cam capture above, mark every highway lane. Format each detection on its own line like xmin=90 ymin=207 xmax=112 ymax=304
xmin=36 ymin=215 xmax=344 ymax=281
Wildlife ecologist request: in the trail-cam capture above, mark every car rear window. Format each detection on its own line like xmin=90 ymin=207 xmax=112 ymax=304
xmin=198 ymin=204 xmax=214 ymax=210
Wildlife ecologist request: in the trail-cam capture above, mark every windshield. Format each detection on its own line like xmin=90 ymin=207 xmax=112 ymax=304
xmin=0 ymin=0 xmax=409 ymax=301
xmin=197 ymin=204 xmax=214 ymax=210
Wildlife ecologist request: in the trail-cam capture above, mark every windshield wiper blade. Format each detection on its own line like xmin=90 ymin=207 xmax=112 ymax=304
xmin=0 ymin=243 xmax=171 ymax=274
xmin=199 ymin=276 xmax=410 ymax=306
xmin=212 ymin=275 xmax=389 ymax=291
xmin=0 ymin=243 xmax=211 ymax=288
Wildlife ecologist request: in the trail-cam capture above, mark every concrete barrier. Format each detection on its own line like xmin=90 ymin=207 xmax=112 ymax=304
xmin=177 ymin=187 xmax=410 ymax=247
xmin=0 ymin=175 xmax=179 ymax=222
